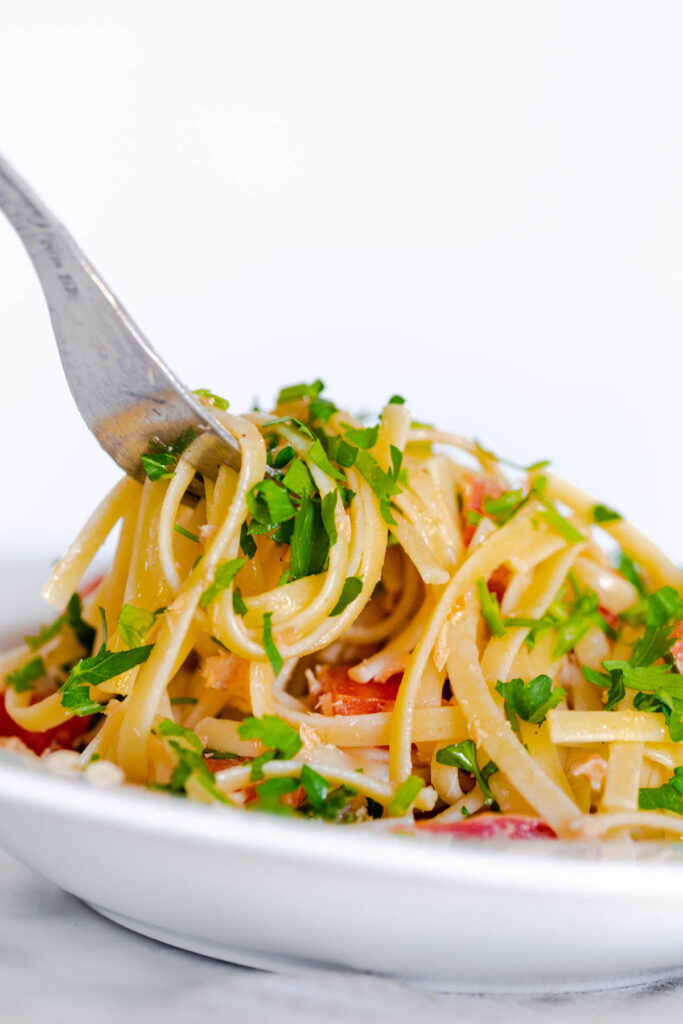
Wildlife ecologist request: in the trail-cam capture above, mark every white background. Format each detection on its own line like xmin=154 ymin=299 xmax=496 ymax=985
xmin=1 ymin=2 xmax=682 ymax=563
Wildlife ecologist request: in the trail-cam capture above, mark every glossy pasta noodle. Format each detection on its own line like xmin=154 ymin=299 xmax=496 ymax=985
xmin=2 ymin=382 xmax=683 ymax=840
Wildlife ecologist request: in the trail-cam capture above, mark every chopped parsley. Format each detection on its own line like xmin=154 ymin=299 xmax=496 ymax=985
xmin=282 ymin=459 xmax=314 ymax=498
xmin=239 ymin=522 xmax=257 ymax=558
xmin=6 ymin=655 xmax=46 ymax=693
xmin=232 ymin=588 xmax=248 ymax=617
xmin=482 ymin=488 xmax=526 ymax=526
xmin=118 ymin=604 xmax=157 ymax=648
xmin=193 ymin=388 xmax=229 ymax=411
xmin=388 ymin=394 xmax=405 ymax=405
xmin=309 ymin=397 xmax=338 ymax=423
xmin=495 ymin=675 xmax=566 ymax=731
xmin=277 ymin=380 xmax=324 ymax=405
xmin=538 ymin=501 xmax=585 ymax=544
xmin=25 ymin=592 xmax=95 ymax=653
xmin=238 ymin=714 xmax=302 ymax=759
xmin=639 ymin=766 xmax=683 ymax=815
xmin=140 ymin=428 xmax=195 ymax=481
xmin=583 ymin=586 xmax=683 ymax=728
xmin=199 ymin=558 xmax=247 ymax=610
xmin=174 ymin=524 xmax=200 ymax=543
xmin=477 ymin=578 xmax=506 ymax=638
xmin=388 ymin=775 xmax=425 ymax=816
xmin=247 ymin=480 xmax=297 ymax=530
xmin=157 ymin=717 xmax=228 ymax=803
xmin=591 ymin=504 xmax=622 ymax=524
xmin=436 ymin=740 xmax=499 ymax=808
xmin=254 ymin=777 xmax=300 ymax=815
xmin=300 ymin=764 xmax=357 ymax=821
xmin=59 ymin=644 xmax=154 ymax=716
xmin=618 ymin=552 xmax=647 ymax=598
xmin=262 ymin=612 xmax=283 ymax=675
xmin=267 ymin=444 xmax=296 ymax=470
xmin=342 ymin=423 xmax=380 ymax=450
xmin=330 ymin=577 xmax=363 ymax=616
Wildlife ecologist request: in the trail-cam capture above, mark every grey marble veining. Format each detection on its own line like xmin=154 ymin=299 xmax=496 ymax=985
xmin=3 ymin=848 xmax=683 ymax=1024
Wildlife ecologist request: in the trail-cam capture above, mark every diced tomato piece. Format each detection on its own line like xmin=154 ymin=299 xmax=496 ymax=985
xmin=315 ymin=665 xmax=402 ymax=716
xmin=598 ymin=606 xmax=620 ymax=632
xmin=672 ymin=622 xmax=683 ymax=674
xmin=418 ymin=813 xmax=556 ymax=839
xmin=487 ymin=565 xmax=511 ymax=602
xmin=0 ymin=691 xmax=93 ymax=756
xmin=462 ymin=475 xmax=504 ymax=545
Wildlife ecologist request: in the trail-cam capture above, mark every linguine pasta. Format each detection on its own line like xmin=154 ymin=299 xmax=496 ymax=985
xmin=2 ymin=381 xmax=683 ymax=840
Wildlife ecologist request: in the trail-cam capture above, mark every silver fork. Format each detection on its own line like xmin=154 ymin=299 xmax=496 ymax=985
xmin=0 ymin=153 xmax=243 ymax=488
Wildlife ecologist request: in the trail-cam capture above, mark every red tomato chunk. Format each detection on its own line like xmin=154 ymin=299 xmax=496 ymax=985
xmin=418 ymin=813 xmax=557 ymax=840
xmin=315 ymin=666 xmax=401 ymax=716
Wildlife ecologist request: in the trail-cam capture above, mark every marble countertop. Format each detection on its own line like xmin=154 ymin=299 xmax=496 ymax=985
xmin=4 ymin=850 xmax=683 ymax=1024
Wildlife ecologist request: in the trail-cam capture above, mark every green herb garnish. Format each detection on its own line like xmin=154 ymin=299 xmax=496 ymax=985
xmin=330 ymin=577 xmax=363 ymax=617
xmin=435 ymin=740 xmax=499 ymax=808
xmin=388 ymin=775 xmax=425 ymax=816
xmin=6 ymin=655 xmax=46 ymax=693
xmin=262 ymin=612 xmax=283 ymax=675
xmin=199 ymin=558 xmax=247 ymax=610
xmin=118 ymin=604 xmax=157 ymax=648
xmin=477 ymin=578 xmax=506 ymax=638
xmin=495 ymin=675 xmax=566 ymax=731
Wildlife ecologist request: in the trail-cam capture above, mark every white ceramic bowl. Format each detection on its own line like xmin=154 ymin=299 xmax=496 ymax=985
xmin=2 ymin=559 xmax=683 ymax=992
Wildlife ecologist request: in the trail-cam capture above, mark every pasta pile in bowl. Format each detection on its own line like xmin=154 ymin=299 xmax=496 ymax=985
xmin=2 ymin=381 xmax=682 ymax=841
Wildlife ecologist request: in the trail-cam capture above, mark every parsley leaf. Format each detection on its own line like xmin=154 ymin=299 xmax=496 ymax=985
xmin=330 ymin=577 xmax=363 ymax=616
xmin=495 ymin=675 xmax=566 ymax=731
xmin=282 ymin=459 xmax=314 ymax=497
xmin=118 ymin=604 xmax=157 ymax=648
xmin=141 ymin=428 xmax=195 ymax=481
xmin=477 ymin=578 xmax=506 ymax=638
xmin=538 ymin=501 xmax=586 ymax=544
xmin=174 ymin=524 xmax=200 ymax=543
xmin=388 ymin=394 xmax=405 ymax=405
xmin=307 ymin=438 xmax=346 ymax=481
xmin=618 ymin=552 xmax=647 ymax=598
xmin=6 ymin=655 xmax=46 ymax=693
xmin=25 ymin=592 xmax=95 ymax=653
xmin=158 ymin=718 xmax=229 ymax=803
xmin=482 ymin=488 xmax=526 ymax=526
xmin=342 ymin=423 xmax=380 ymax=450
xmin=193 ymin=388 xmax=229 ymax=411
xmin=388 ymin=775 xmax=425 ymax=816
xmin=592 ymin=504 xmax=622 ymax=524
xmin=238 ymin=715 xmax=302 ymax=759
xmin=309 ymin=397 xmax=337 ymax=423
xmin=354 ymin=450 xmax=401 ymax=525
xmin=321 ymin=491 xmax=338 ymax=547
xmin=233 ymin=588 xmax=248 ymax=616
xmin=436 ymin=740 xmax=499 ymax=808
xmin=239 ymin=522 xmax=257 ymax=559
xmin=267 ymin=444 xmax=296 ymax=469
xmin=639 ymin=766 xmax=683 ymax=815
xmin=140 ymin=450 xmax=175 ymax=480
xmin=254 ymin=777 xmax=300 ymax=815
xmin=277 ymin=380 xmax=325 ymax=404
xmin=300 ymin=764 xmax=357 ymax=821
xmin=247 ymin=480 xmax=297 ymax=529
xmin=59 ymin=644 xmax=153 ymax=716
xmin=262 ymin=612 xmax=283 ymax=676
xmin=199 ymin=558 xmax=247 ymax=610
